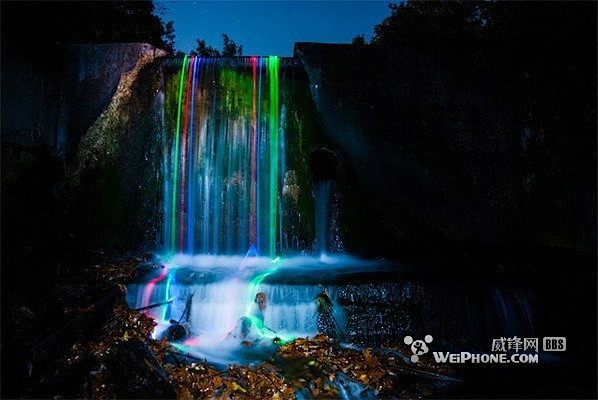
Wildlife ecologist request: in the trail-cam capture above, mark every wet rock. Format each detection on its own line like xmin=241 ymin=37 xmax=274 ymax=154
xmin=316 ymin=292 xmax=338 ymax=339
xmin=164 ymin=323 xmax=190 ymax=341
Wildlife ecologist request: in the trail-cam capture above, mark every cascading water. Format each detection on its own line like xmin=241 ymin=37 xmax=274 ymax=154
xmin=309 ymin=147 xmax=340 ymax=256
xmin=313 ymin=180 xmax=332 ymax=255
xmin=128 ymin=55 xmax=345 ymax=363
xmin=126 ymin=55 xmax=538 ymax=371
xmin=162 ymin=56 xmax=282 ymax=256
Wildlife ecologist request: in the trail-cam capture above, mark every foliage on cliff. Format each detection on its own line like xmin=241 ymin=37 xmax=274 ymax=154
xmin=370 ymin=1 xmax=596 ymax=115
xmin=372 ymin=1 xmax=596 ymax=53
xmin=370 ymin=0 xmax=596 ymax=115
xmin=1 ymin=1 xmax=175 ymax=53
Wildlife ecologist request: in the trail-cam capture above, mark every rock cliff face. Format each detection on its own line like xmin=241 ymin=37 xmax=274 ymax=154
xmin=64 ymin=44 xmax=167 ymax=161
xmin=71 ymin=44 xmax=168 ymax=252
xmin=2 ymin=43 xmax=167 ymax=253
xmin=295 ymin=42 xmax=596 ymax=257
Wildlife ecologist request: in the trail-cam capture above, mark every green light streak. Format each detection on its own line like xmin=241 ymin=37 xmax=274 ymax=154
xmin=243 ymin=257 xmax=280 ymax=316
xmin=171 ymin=56 xmax=189 ymax=252
xmin=268 ymin=56 xmax=279 ymax=256
xmin=161 ymin=271 xmax=174 ymax=321
xmin=242 ymin=256 xmax=293 ymax=342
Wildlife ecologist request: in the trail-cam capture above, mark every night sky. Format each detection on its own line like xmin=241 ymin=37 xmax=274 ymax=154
xmin=156 ymin=1 xmax=393 ymax=56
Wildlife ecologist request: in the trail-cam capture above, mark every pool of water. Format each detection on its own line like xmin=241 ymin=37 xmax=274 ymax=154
xmin=126 ymin=251 xmax=542 ymax=368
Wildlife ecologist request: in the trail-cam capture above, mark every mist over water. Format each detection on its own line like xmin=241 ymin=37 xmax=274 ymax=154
xmin=125 ymin=249 xmax=397 ymax=365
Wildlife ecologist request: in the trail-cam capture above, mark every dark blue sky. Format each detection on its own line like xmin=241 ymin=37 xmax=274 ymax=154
xmin=156 ymin=1 xmax=394 ymax=57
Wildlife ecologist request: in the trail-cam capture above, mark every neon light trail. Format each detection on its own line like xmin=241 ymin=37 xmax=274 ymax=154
xmin=268 ymin=57 xmax=280 ymax=257
xmin=163 ymin=56 xmax=283 ymax=256
xmin=138 ymin=55 xmax=320 ymax=361
xmin=170 ymin=56 xmax=189 ymax=252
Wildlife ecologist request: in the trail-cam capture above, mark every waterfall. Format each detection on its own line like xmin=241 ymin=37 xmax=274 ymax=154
xmin=122 ymin=56 xmax=545 ymax=374
xmin=161 ymin=56 xmax=284 ymax=256
xmin=313 ymin=180 xmax=332 ymax=255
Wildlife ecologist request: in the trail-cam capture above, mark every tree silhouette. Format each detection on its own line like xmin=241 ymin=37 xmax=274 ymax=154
xmin=1 ymin=1 xmax=176 ymax=54
xmin=371 ymin=1 xmax=485 ymax=47
xmin=221 ymin=34 xmax=243 ymax=56
xmin=351 ymin=34 xmax=367 ymax=45
xmin=192 ymin=39 xmax=221 ymax=57
xmin=191 ymin=34 xmax=243 ymax=56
